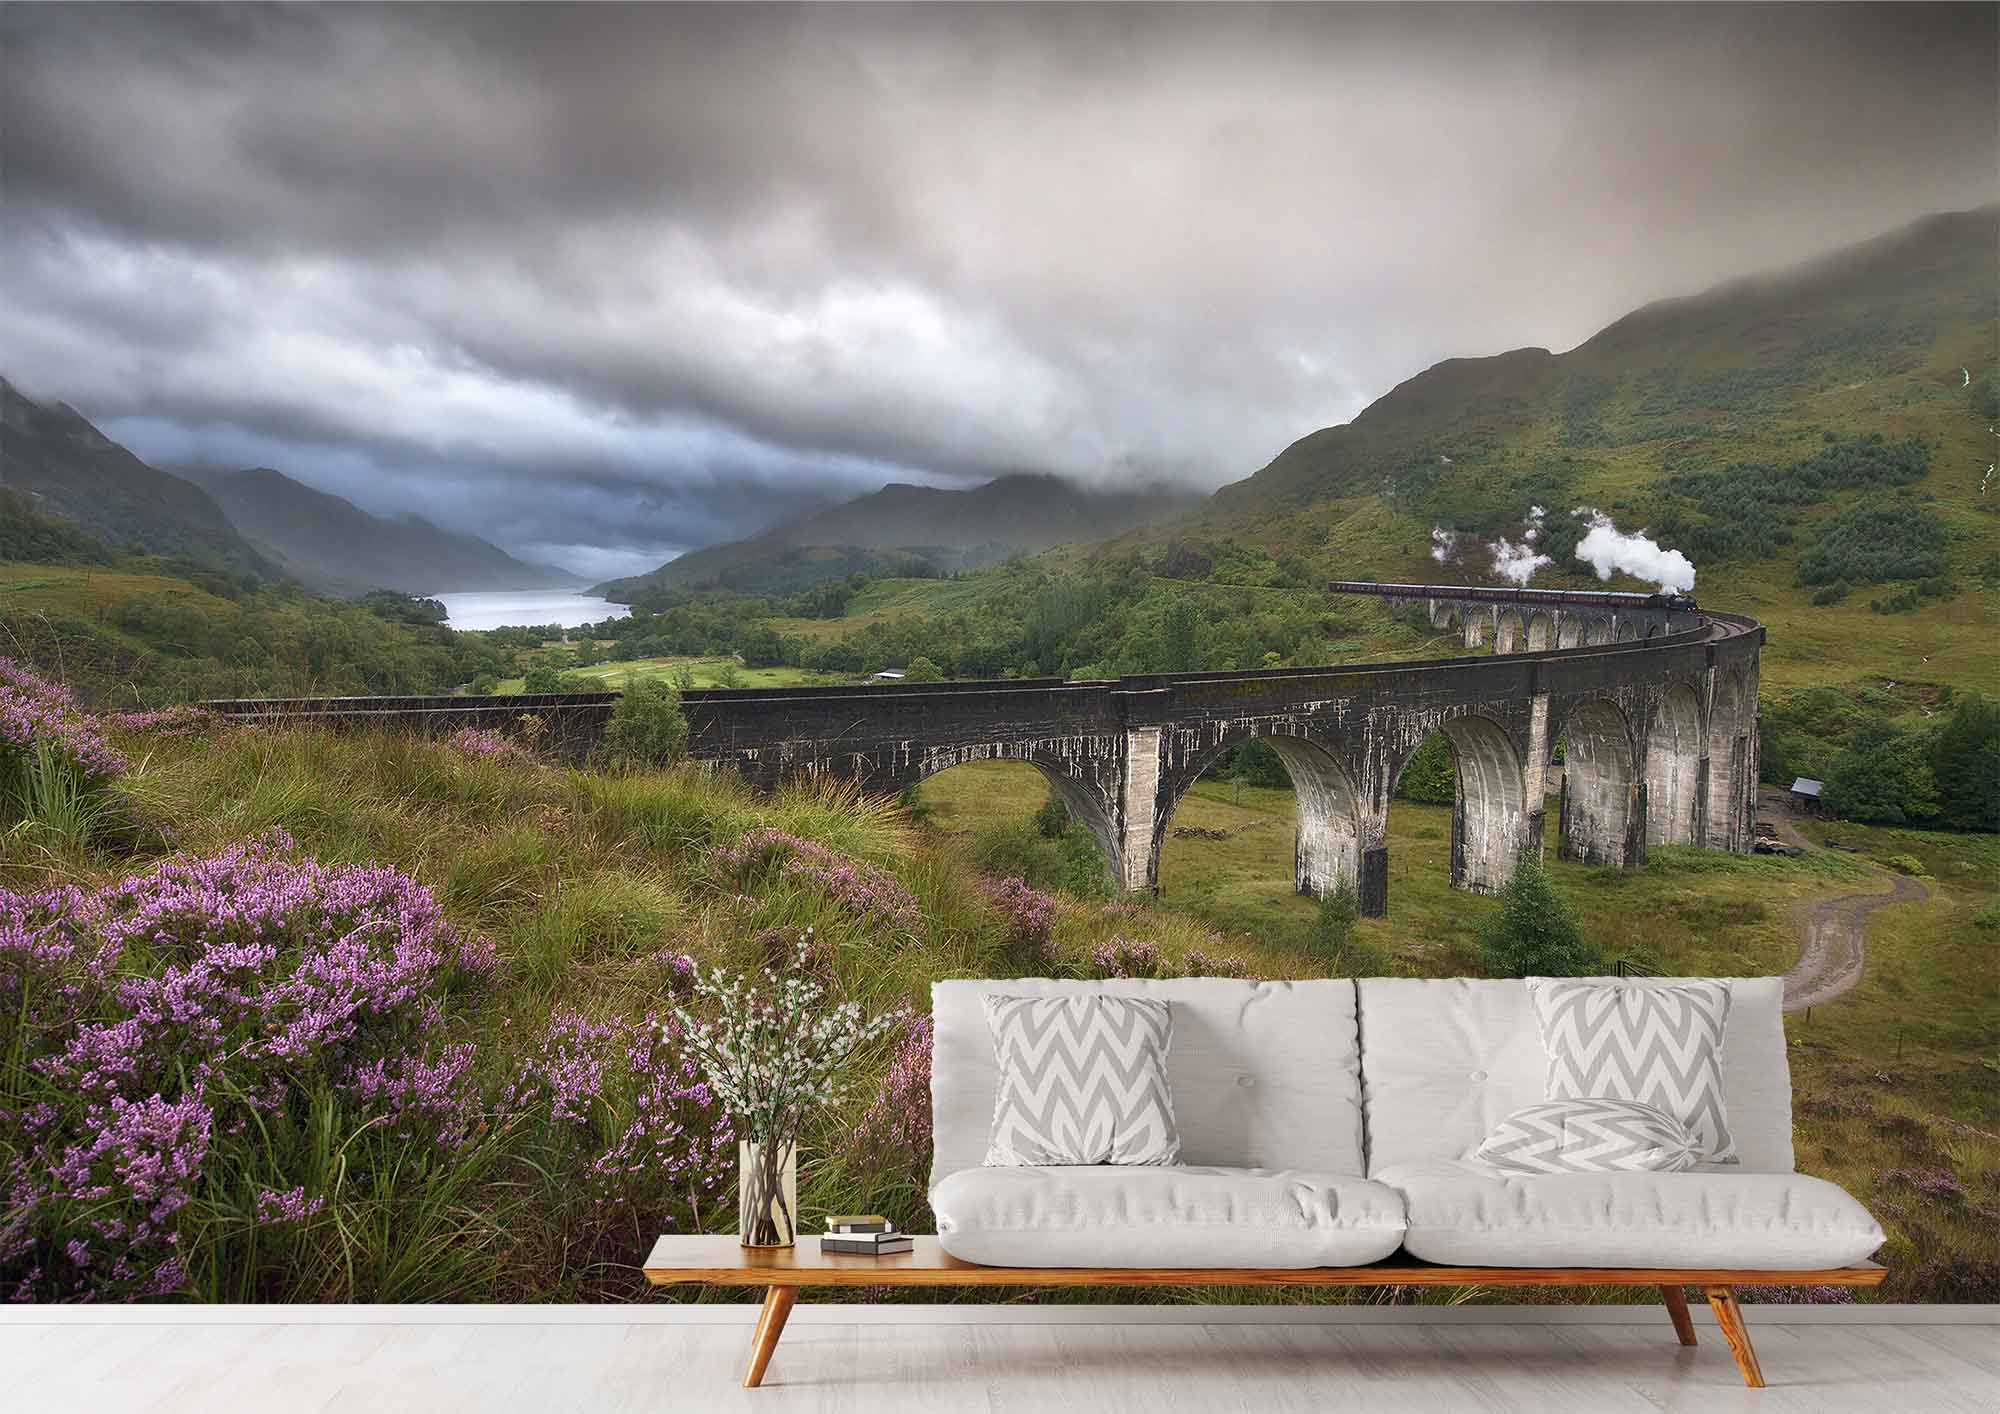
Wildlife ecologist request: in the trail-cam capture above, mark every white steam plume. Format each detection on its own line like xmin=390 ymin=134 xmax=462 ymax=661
xmin=1430 ymin=526 xmax=1460 ymax=563
xmin=1491 ymin=537 xmax=1552 ymax=584
xmin=1572 ymin=508 xmax=1695 ymax=593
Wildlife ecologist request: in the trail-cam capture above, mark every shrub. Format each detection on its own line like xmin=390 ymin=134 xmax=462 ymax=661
xmin=709 ymin=828 xmax=922 ymax=932
xmin=1033 ymin=789 xmax=1071 ymax=840
xmin=446 ymin=726 xmax=528 ymax=763
xmin=1477 ymin=859 xmax=1603 ymax=978
xmin=0 ymin=657 xmax=125 ymax=817
xmin=1312 ymin=878 xmax=1359 ymax=959
xmin=1088 ymin=936 xmax=1170 ymax=979
xmin=0 ymin=832 xmax=498 ymax=1301
xmin=1878 ymin=854 xmax=1928 ymax=877
xmin=1797 ymin=501 xmax=1950 ymax=586
xmin=984 ymin=876 xmax=1060 ymax=971
xmin=1055 ymin=824 xmax=1112 ymax=897
xmin=600 ymin=679 xmax=688 ymax=768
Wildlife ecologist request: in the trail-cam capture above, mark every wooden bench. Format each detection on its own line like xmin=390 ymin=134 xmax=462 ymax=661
xmin=642 ymin=1235 xmax=1886 ymax=1389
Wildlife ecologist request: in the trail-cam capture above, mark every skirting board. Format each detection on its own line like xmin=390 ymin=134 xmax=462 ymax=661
xmin=3 ymin=1303 xmax=1993 ymax=1328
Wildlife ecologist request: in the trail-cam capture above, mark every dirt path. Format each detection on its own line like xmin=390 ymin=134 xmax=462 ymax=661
xmin=1762 ymin=788 xmax=1931 ymax=1012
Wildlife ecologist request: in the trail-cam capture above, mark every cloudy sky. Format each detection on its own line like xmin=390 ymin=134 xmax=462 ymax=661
xmin=4 ymin=3 xmax=1995 ymax=578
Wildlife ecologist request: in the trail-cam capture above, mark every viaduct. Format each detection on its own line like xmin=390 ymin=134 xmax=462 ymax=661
xmin=210 ymin=585 xmax=1761 ymax=919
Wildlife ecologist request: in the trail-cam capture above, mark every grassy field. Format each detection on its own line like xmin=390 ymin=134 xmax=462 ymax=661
xmin=920 ymin=761 xmax=1857 ymax=978
xmin=494 ymin=656 xmax=820 ymax=693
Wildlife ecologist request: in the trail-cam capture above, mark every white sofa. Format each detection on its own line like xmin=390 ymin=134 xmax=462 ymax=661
xmin=929 ymin=976 xmax=1884 ymax=1272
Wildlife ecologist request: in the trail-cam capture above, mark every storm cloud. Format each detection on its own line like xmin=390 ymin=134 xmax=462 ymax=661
xmin=3 ymin=3 xmax=1994 ymax=575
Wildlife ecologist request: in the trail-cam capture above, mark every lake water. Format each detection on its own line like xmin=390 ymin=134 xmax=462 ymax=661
xmin=432 ymin=590 xmax=632 ymax=632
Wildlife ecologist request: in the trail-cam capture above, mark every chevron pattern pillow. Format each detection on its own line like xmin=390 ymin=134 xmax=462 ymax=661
xmin=1528 ymin=978 xmax=1738 ymax=1164
xmin=1475 ymin=1098 xmax=1700 ymax=1174
xmin=982 ymin=994 xmax=1182 ymax=1167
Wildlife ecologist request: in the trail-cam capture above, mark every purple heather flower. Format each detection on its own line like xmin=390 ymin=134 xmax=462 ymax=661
xmin=709 ymin=829 xmax=921 ymax=932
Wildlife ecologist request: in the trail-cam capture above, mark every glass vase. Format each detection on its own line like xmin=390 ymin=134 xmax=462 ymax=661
xmin=738 ymin=1138 xmax=798 ymax=1249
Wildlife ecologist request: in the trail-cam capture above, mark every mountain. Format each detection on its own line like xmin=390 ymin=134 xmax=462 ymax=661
xmin=0 ymin=377 xmax=279 ymax=579
xmin=1086 ymin=205 xmax=1997 ymax=624
xmin=597 ymin=472 xmax=1202 ymax=599
xmin=188 ymin=466 xmax=578 ymax=598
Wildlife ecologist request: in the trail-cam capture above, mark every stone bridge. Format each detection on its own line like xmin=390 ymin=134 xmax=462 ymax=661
xmin=210 ymin=594 xmax=1761 ymax=919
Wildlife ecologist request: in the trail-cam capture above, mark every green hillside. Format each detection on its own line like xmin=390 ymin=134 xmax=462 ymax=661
xmin=0 ymin=377 xmax=279 ymax=580
xmin=1093 ymin=206 xmax=1998 ymax=689
xmin=598 ymin=473 xmax=1201 ymax=600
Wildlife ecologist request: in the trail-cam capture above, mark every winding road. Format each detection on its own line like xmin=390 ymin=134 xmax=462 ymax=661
xmin=1765 ymin=788 xmax=1930 ymax=1012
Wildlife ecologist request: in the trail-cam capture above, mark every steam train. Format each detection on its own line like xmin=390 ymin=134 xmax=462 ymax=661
xmin=1324 ymin=580 xmax=1698 ymax=613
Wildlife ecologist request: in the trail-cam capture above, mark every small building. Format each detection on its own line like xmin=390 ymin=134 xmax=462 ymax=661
xmin=1789 ymin=777 xmax=1824 ymax=813
xmin=870 ymin=669 xmax=906 ymax=683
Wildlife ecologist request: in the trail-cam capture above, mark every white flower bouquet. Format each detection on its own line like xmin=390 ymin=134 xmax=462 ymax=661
xmin=667 ymin=929 xmax=898 ymax=1246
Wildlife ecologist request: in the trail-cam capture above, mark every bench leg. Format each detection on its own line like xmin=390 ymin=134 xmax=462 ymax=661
xmin=1661 ymin=1285 xmax=1697 ymax=1346
xmin=743 ymin=1285 xmax=798 ymax=1389
xmin=1704 ymin=1284 xmax=1764 ymax=1388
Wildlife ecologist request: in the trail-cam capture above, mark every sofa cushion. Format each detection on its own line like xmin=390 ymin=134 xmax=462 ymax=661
xmin=932 ymin=979 xmax=1363 ymax=1190
xmin=1356 ymin=977 xmax=1795 ymax=1175
xmin=1474 ymin=1098 xmax=1698 ymax=1175
xmin=982 ymin=994 xmax=1182 ymax=1167
xmin=1379 ymin=1160 xmax=1884 ymax=1268
xmin=932 ymin=1165 xmax=1407 ymax=1268
xmin=1530 ymin=977 xmax=1738 ymax=1163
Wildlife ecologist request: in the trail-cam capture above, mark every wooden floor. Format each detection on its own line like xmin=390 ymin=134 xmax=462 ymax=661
xmin=5 ymin=1311 xmax=1994 ymax=1412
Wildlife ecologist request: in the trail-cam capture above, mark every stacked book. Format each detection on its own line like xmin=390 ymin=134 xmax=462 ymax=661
xmin=818 ymin=1214 xmax=913 ymax=1256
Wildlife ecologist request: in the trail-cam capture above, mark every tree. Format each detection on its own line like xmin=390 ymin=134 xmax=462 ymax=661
xmin=1034 ymin=789 xmax=1071 ymax=839
xmin=1478 ymin=860 xmax=1602 ymax=978
xmin=469 ymin=673 xmax=499 ymax=696
xmin=715 ymin=661 xmax=744 ymax=689
xmin=1397 ymin=734 xmax=1455 ymax=803
xmin=1160 ymin=596 xmax=1203 ymax=673
xmin=903 ymin=655 xmax=942 ymax=684
xmin=1930 ymin=694 xmax=2000 ymax=833
xmin=600 ymin=679 xmax=688 ymax=768
xmin=1823 ymin=719 xmax=1940 ymax=825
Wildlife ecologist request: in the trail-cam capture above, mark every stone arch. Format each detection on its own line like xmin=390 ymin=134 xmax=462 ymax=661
xmin=1584 ymin=617 xmax=1614 ymax=646
xmin=1157 ymin=729 xmax=1364 ymax=903
xmin=1644 ymin=682 xmax=1705 ymax=847
xmin=1462 ymin=613 xmax=1487 ymax=651
xmin=1644 ymin=623 xmax=1665 ymax=640
xmin=916 ymin=749 xmax=1123 ymax=885
xmin=1705 ymin=668 xmax=1753 ymax=850
xmin=1429 ymin=601 xmax=1462 ymax=631
xmin=1524 ymin=612 xmax=1555 ymax=651
xmin=1494 ymin=609 xmax=1525 ymax=655
xmin=1397 ymin=714 xmax=1528 ymax=894
xmin=1557 ymin=615 xmax=1585 ymax=650
xmin=1554 ymin=698 xmax=1638 ymax=866
xmin=1616 ymin=619 xmax=1640 ymax=642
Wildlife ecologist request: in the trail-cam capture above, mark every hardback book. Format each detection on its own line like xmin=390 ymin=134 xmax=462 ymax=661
xmin=821 ymin=1233 xmax=913 ymax=1255
xmin=825 ymin=1214 xmax=892 ymax=1234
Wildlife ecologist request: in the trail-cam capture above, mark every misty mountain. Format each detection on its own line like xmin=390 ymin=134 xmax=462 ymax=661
xmin=0 ymin=376 xmax=279 ymax=579
xmin=1123 ymin=205 xmax=1997 ymax=595
xmin=187 ymin=466 xmax=578 ymax=598
xmin=597 ymin=473 xmax=1202 ymax=599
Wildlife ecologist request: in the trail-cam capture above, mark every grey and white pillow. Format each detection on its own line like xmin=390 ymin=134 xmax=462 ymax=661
xmin=982 ymin=994 xmax=1182 ymax=1167
xmin=1475 ymin=1098 xmax=1700 ymax=1174
xmin=1528 ymin=978 xmax=1738 ymax=1164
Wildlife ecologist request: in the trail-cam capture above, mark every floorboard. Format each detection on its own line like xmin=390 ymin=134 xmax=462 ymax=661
xmin=7 ymin=1313 xmax=1993 ymax=1412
